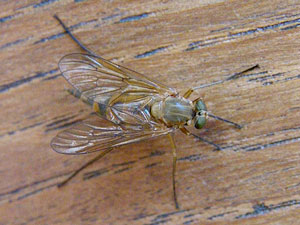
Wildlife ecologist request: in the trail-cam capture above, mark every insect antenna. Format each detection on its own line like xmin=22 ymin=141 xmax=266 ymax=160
xmin=54 ymin=15 xmax=98 ymax=57
xmin=192 ymin=64 xmax=259 ymax=90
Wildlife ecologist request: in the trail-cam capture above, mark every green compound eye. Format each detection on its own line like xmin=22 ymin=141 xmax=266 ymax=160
xmin=195 ymin=100 xmax=207 ymax=111
xmin=195 ymin=116 xmax=206 ymax=129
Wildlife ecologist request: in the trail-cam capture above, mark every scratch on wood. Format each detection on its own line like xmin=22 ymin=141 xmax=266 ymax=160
xmin=208 ymin=210 xmax=237 ymax=220
xmin=223 ymin=126 xmax=300 ymax=152
xmin=45 ymin=119 xmax=83 ymax=132
xmin=145 ymin=219 xmax=170 ymax=225
xmin=112 ymin=160 xmax=136 ymax=167
xmin=178 ymin=154 xmax=203 ymax=162
xmin=183 ymin=220 xmax=194 ymax=225
xmin=139 ymin=150 xmax=165 ymax=160
xmin=183 ymin=214 xmax=194 ymax=218
xmin=33 ymin=0 xmax=59 ymax=8
xmin=83 ymin=168 xmax=108 ymax=180
xmin=242 ymin=136 xmax=300 ymax=151
xmin=186 ymin=38 xmax=220 ymax=51
xmin=248 ymin=73 xmax=284 ymax=83
xmin=42 ymin=74 xmax=62 ymax=81
xmin=132 ymin=213 xmax=154 ymax=221
xmin=135 ymin=46 xmax=170 ymax=59
xmin=83 ymin=160 xmax=136 ymax=181
xmin=151 ymin=210 xmax=188 ymax=224
xmin=15 ymin=3 xmax=35 ymax=10
xmin=0 ymin=37 xmax=30 ymax=50
xmin=0 ymin=173 xmax=69 ymax=202
xmin=145 ymin=162 xmax=160 ymax=168
xmin=0 ymin=69 xmax=58 ymax=93
xmin=210 ymin=26 xmax=231 ymax=33
xmin=0 ymin=14 xmax=16 ymax=23
xmin=34 ymin=32 xmax=65 ymax=44
xmin=235 ymin=200 xmax=300 ymax=219
xmin=118 ymin=13 xmax=150 ymax=23
xmin=19 ymin=122 xmax=44 ymax=132
xmin=1 ymin=122 xmax=44 ymax=138
xmin=229 ymin=17 xmax=300 ymax=37
xmin=286 ymin=182 xmax=300 ymax=189
xmin=114 ymin=167 xmax=131 ymax=174
xmin=261 ymin=73 xmax=300 ymax=86
xmin=186 ymin=17 xmax=300 ymax=51
xmin=283 ymin=74 xmax=300 ymax=82
xmin=17 ymin=183 xmax=57 ymax=201
xmin=281 ymin=24 xmax=300 ymax=30
xmin=27 ymin=215 xmax=44 ymax=223
xmin=102 ymin=13 xmax=122 ymax=21
xmin=46 ymin=115 xmax=77 ymax=129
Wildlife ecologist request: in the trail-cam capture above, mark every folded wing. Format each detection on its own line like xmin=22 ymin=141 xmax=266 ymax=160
xmin=51 ymin=115 xmax=172 ymax=154
xmin=59 ymin=53 xmax=177 ymax=127
xmin=52 ymin=54 xmax=177 ymax=154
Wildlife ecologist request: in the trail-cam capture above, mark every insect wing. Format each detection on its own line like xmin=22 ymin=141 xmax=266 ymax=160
xmin=52 ymin=53 xmax=175 ymax=154
xmin=58 ymin=53 xmax=177 ymax=102
xmin=58 ymin=53 xmax=177 ymax=126
xmin=51 ymin=115 xmax=172 ymax=154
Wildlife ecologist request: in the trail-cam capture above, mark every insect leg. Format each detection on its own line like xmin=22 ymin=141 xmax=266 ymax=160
xmin=53 ymin=15 xmax=98 ymax=56
xmin=58 ymin=148 xmax=113 ymax=187
xmin=168 ymin=133 xmax=180 ymax=209
xmin=207 ymin=112 xmax=242 ymax=129
xmin=180 ymin=127 xmax=222 ymax=150
xmin=182 ymin=88 xmax=193 ymax=99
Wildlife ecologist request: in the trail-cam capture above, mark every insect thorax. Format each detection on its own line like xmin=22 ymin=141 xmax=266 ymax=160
xmin=151 ymin=96 xmax=194 ymax=126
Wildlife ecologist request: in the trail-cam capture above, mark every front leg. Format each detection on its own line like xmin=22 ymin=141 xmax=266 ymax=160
xmin=182 ymin=88 xmax=193 ymax=99
xmin=167 ymin=133 xmax=180 ymax=209
xmin=179 ymin=126 xmax=191 ymax=135
xmin=179 ymin=126 xmax=222 ymax=150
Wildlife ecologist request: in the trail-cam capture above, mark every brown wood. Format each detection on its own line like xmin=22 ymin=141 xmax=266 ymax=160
xmin=1 ymin=0 xmax=300 ymax=224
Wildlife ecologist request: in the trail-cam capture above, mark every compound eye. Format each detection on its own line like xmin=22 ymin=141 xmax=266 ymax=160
xmin=194 ymin=116 xmax=206 ymax=129
xmin=195 ymin=100 xmax=207 ymax=111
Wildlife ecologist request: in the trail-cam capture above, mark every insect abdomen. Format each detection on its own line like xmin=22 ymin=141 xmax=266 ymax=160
xmin=68 ymin=89 xmax=93 ymax=105
xmin=68 ymin=89 xmax=110 ymax=118
xmin=93 ymin=96 xmax=111 ymax=117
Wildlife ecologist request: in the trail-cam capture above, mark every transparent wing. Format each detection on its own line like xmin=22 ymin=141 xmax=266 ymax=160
xmin=59 ymin=53 xmax=177 ymax=126
xmin=59 ymin=53 xmax=176 ymax=97
xmin=51 ymin=115 xmax=172 ymax=154
xmin=53 ymin=53 xmax=176 ymax=154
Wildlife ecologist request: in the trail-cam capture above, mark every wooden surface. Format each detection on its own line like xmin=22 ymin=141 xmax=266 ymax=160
xmin=1 ymin=0 xmax=300 ymax=224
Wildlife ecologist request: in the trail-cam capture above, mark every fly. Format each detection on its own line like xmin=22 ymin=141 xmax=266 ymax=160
xmin=51 ymin=15 xmax=259 ymax=209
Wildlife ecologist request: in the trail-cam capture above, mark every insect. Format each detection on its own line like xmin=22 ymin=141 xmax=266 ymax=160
xmin=51 ymin=15 xmax=259 ymax=209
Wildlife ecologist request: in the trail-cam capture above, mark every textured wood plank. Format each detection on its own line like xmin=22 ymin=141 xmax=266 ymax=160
xmin=0 ymin=0 xmax=300 ymax=224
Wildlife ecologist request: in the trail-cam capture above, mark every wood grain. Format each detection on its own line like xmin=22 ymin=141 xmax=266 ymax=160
xmin=1 ymin=0 xmax=300 ymax=224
